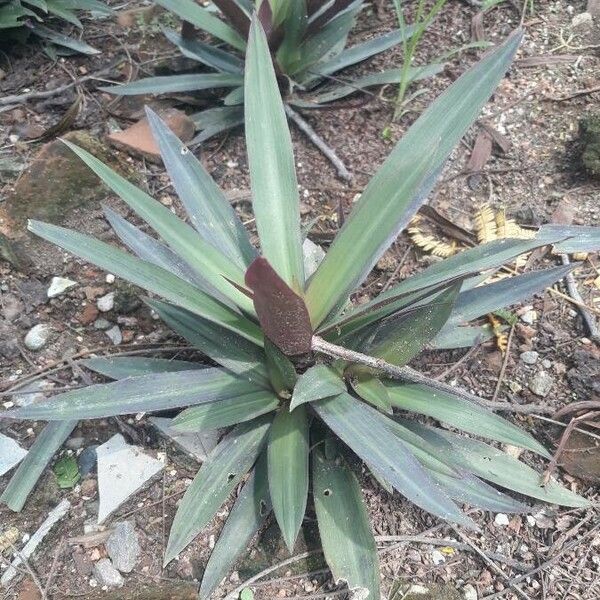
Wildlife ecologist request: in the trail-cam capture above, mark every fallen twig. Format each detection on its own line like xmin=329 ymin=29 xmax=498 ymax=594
xmin=0 ymin=60 xmax=122 ymax=107
xmin=284 ymin=104 xmax=353 ymax=182
xmin=311 ymin=335 xmax=553 ymax=414
xmin=547 ymin=84 xmax=600 ymax=103
xmin=558 ymin=254 xmax=600 ymax=342
xmin=490 ymin=324 xmax=515 ymax=403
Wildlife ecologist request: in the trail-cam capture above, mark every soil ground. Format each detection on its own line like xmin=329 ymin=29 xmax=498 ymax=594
xmin=0 ymin=1 xmax=599 ymax=599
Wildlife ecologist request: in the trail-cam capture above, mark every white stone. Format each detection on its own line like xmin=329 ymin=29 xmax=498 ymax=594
xmin=1 ymin=500 xmax=70 ymax=586
xmin=463 ymin=584 xmax=478 ymax=600
xmin=0 ymin=433 xmax=27 ymax=477
xmin=96 ymin=434 xmax=163 ymax=524
xmin=97 ymin=292 xmax=115 ymax=313
xmin=106 ymin=522 xmax=140 ymax=573
xmin=303 ymin=238 xmax=326 ymax=278
xmin=93 ymin=558 xmax=124 ymax=588
xmin=526 ymin=515 xmax=536 ymax=527
xmin=520 ymin=351 xmax=539 ymax=365
xmin=105 ymin=325 xmax=122 ymax=346
xmin=47 ymin=277 xmax=77 ymax=298
xmin=494 ymin=513 xmax=510 ymax=527
xmin=431 ymin=550 xmax=445 ymax=565
xmin=520 ymin=310 xmax=537 ymax=325
xmin=572 ymin=12 xmax=593 ymax=28
xmin=24 ymin=324 xmax=52 ymax=351
xmin=150 ymin=417 xmax=219 ymax=462
xmin=529 ymin=371 xmax=554 ymax=397
xmin=105 ymin=274 xmax=115 ymax=284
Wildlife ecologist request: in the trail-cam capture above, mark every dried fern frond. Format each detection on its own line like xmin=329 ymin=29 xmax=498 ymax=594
xmin=495 ymin=209 xmax=535 ymax=240
xmin=475 ymin=204 xmax=498 ymax=244
xmin=408 ymin=229 xmax=458 ymax=258
xmin=0 ymin=527 xmax=19 ymax=555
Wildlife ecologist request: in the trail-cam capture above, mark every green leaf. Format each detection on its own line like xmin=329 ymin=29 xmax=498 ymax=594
xmin=28 ymin=220 xmax=262 ymax=345
xmin=402 ymin=421 xmax=590 ymax=508
xmin=54 ymin=455 xmax=80 ymax=489
xmin=313 ymin=445 xmax=380 ymax=600
xmin=539 ymin=225 xmax=600 ymax=254
xmin=171 ymin=390 xmax=279 ymax=432
xmin=245 ymin=17 xmax=305 ymax=291
xmin=432 ymin=324 xmax=494 ymax=350
xmin=350 ymin=376 xmax=392 ymax=413
xmin=61 ymin=141 xmax=252 ymax=312
xmin=82 ymin=357 xmax=204 ymax=379
xmin=1 ymin=421 xmax=77 ymax=512
xmin=4 ymin=368 xmax=261 ymax=421
xmin=442 ymin=264 xmax=573 ymax=329
xmin=147 ymin=299 xmax=269 ymax=386
xmin=268 ymin=406 xmax=310 ymax=552
xmin=164 ymin=415 xmax=272 ymax=565
xmin=156 ymin=0 xmax=246 ymax=50
xmin=191 ymin=106 xmax=245 ymax=143
xmin=290 ymin=364 xmax=346 ymax=411
xmin=365 ymin=284 xmax=459 ymax=367
xmin=310 ymin=64 xmax=443 ymax=104
xmin=145 ymin=108 xmax=256 ymax=269
xmin=313 ymin=393 xmax=475 ymax=527
xmin=199 ymin=454 xmax=271 ymax=599
xmin=264 ymin=338 xmax=297 ymax=395
xmin=162 ymin=27 xmax=244 ymax=73
xmin=385 ymin=382 xmax=550 ymax=457
xmin=306 ymin=31 xmax=523 ymax=326
xmin=100 ymin=72 xmax=243 ymax=95
xmin=29 ymin=23 xmax=99 ymax=54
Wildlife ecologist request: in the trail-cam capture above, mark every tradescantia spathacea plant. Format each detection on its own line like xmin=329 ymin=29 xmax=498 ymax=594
xmin=1 ymin=19 xmax=594 ymax=599
xmin=101 ymin=0 xmax=447 ymax=145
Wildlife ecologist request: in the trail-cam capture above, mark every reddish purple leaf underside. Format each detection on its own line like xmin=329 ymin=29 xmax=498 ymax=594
xmin=212 ymin=0 xmax=251 ymax=38
xmin=245 ymin=257 xmax=313 ymax=356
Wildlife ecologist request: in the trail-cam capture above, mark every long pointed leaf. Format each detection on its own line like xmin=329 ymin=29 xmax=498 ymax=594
xmin=307 ymin=32 xmax=523 ymax=326
xmin=164 ymin=415 xmax=272 ymax=565
xmin=313 ymin=393 xmax=476 ymax=527
xmin=3 ymin=369 xmax=261 ymax=421
xmin=82 ymin=357 xmax=204 ymax=379
xmin=290 ymin=364 xmax=346 ymax=411
xmin=100 ymin=73 xmax=243 ymax=96
xmin=1 ymin=421 xmax=77 ymax=512
xmin=171 ymin=391 xmax=279 ymax=432
xmin=156 ymin=0 xmax=246 ymax=50
xmin=268 ymin=406 xmax=310 ymax=552
xmin=313 ymin=445 xmax=380 ymax=600
xmin=28 ymin=220 xmax=262 ymax=345
xmin=61 ymin=142 xmax=253 ymax=312
xmin=145 ymin=108 xmax=256 ymax=269
xmin=245 ymin=17 xmax=305 ymax=290
xmin=199 ymin=454 xmax=271 ymax=599
xmin=385 ymin=382 xmax=550 ymax=457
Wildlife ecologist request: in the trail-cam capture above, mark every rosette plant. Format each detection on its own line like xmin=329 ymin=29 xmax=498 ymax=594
xmin=102 ymin=0 xmax=444 ymax=143
xmin=1 ymin=20 xmax=592 ymax=599
xmin=0 ymin=0 xmax=111 ymax=54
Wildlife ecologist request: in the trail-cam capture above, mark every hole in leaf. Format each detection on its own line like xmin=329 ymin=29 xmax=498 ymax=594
xmin=259 ymin=500 xmax=268 ymax=516
xmin=227 ymin=473 xmax=236 ymax=482
xmin=323 ymin=488 xmax=332 ymax=497
xmin=180 ymin=146 xmax=189 ymax=155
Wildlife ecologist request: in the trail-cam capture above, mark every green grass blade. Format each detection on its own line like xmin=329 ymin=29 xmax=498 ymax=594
xmin=245 ymin=17 xmax=305 ymax=291
xmin=145 ymin=108 xmax=257 ymax=269
xmin=0 ymin=420 xmax=77 ymax=512
xmin=313 ymin=393 xmax=476 ymax=527
xmin=199 ymin=454 xmax=271 ymax=600
xmin=385 ymin=382 xmax=550 ymax=457
xmin=164 ymin=415 xmax=272 ymax=565
xmin=307 ymin=31 xmax=523 ymax=326
xmin=4 ymin=368 xmax=261 ymax=421
xmin=82 ymin=357 xmax=204 ymax=379
xmin=171 ymin=391 xmax=279 ymax=432
xmin=61 ymin=141 xmax=253 ymax=312
xmin=268 ymin=406 xmax=310 ymax=552
xmin=100 ymin=73 xmax=243 ymax=95
xmin=28 ymin=220 xmax=262 ymax=345
xmin=156 ymin=0 xmax=246 ymax=51
xmin=313 ymin=445 xmax=380 ymax=600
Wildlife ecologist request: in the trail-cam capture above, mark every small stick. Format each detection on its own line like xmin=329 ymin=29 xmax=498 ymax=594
xmin=0 ymin=61 xmax=122 ymax=106
xmin=284 ymin=104 xmax=353 ymax=182
xmin=558 ymin=254 xmax=600 ymax=342
xmin=490 ymin=324 xmax=515 ymax=403
xmin=311 ymin=335 xmax=553 ymax=414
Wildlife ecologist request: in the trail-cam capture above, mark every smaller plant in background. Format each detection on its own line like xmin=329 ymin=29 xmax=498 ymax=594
xmin=102 ymin=0 xmax=445 ymax=147
xmin=0 ymin=0 xmax=112 ymax=56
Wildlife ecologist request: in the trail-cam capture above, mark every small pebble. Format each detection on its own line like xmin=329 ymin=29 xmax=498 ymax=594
xmin=105 ymin=274 xmax=115 ymax=284
xmin=526 ymin=515 xmax=536 ymax=527
xmin=529 ymin=371 xmax=554 ymax=397
xmin=97 ymin=292 xmax=115 ymax=313
xmin=93 ymin=319 xmax=112 ymax=331
xmin=431 ymin=550 xmax=445 ymax=565
xmin=541 ymin=358 xmax=552 ymax=369
xmin=463 ymin=584 xmax=478 ymax=600
xmin=105 ymin=325 xmax=122 ymax=346
xmin=494 ymin=513 xmax=510 ymax=527
xmin=93 ymin=558 xmax=124 ymax=588
xmin=24 ymin=324 xmax=52 ymax=351
xmin=47 ymin=277 xmax=77 ymax=298
xmin=520 ymin=310 xmax=537 ymax=325
xmin=78 ymin=445 xmax=99 ymax=477
xmin=106 ymin=521 xmax=140 ymax=573
xmin=520 ymin=351 xmax=539 ymax=365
